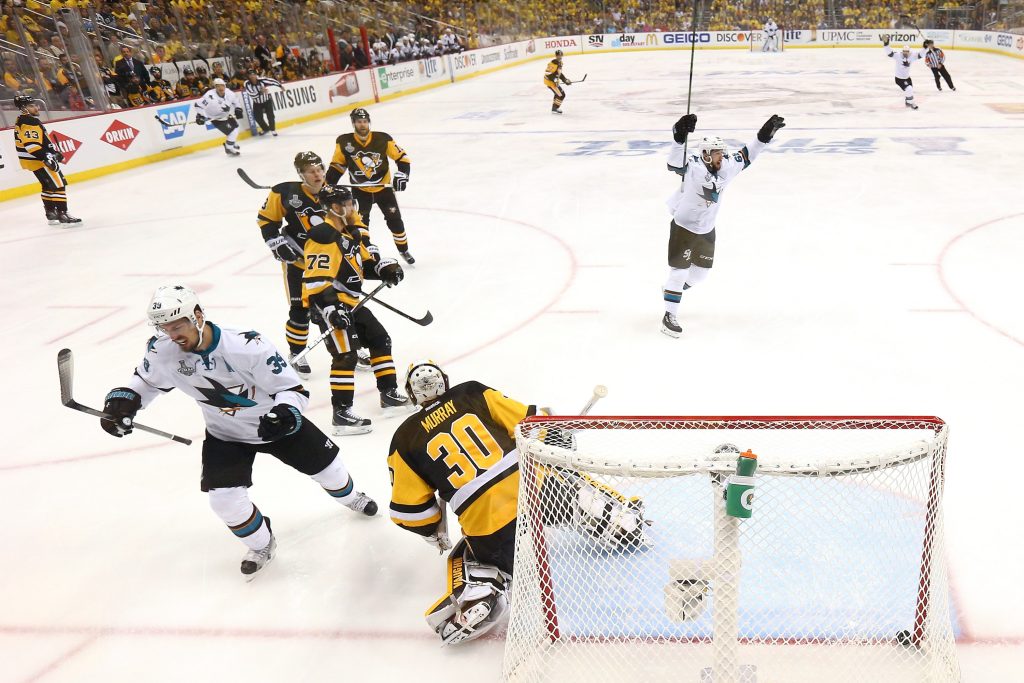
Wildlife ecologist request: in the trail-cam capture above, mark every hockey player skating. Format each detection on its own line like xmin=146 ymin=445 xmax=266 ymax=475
xmin=661 ymin=112 xmax=786 ymax=337
xmin=544 ymin=49 xmax=572 ymax=114
xmin=98 ymin=284 xmax=377 ymax=579
xmin=882 ymin=36 xmax=927 ymax=109
xmin=257 ymin=151 xmax=331 ymax=379
xmin=762 ymin=18 xmax=780 ymax=52
xmin=326 ymin=108 xmax=416 ymax=265
xmin=388 ymin=361 xmax=649 ymax=644
xmin=923 ymin=40 xmax=956 ymax=91
xmin=195 ymin=77 xmax=244 ymax=155
xmin=303 ymin=185 xmax=410 ymax=435
xmin=13 ymin=93 xmax=81 ymax=225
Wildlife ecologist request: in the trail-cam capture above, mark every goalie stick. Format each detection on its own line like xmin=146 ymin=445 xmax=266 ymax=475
xmin=236 ymin=168 xmax=384 ymax=191
xmin=57 ymin=349 xmax=192 ymax=446
xmin=289 ymin=282 xmax=388 ymax=366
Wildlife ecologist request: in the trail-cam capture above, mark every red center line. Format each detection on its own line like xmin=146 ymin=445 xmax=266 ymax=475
xmin=45 ymin=307 xmax=124 ymax=345
xmin=0 ymin=623 xmax=444 ymax=643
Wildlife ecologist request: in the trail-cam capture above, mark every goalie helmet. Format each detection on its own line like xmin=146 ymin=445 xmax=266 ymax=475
xmin=405 ymin=359 xmax=450 ymax=405
xmin=147 ymin=284 xmax=204 ymax=332
xmin=294 ymin=151 xmax=324 ymax=175
xmin=698 ymin=135 xmax=727 ymax=162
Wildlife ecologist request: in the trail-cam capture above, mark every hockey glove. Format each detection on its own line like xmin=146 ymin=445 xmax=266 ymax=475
xmin=234 ymin=107 xmax=243 ymax=119
xmin=195 ymin=113 xmax=206 ymax=125
xmin=257 ymin=404 xmax=302 ymax=441
xmin=392 ymin=171 xmax=409 ymax=192
xmin=53 ymin=149 xmax=65 ymax=163
xmin=882 ymin=35 xmax=890 ymax=46
xmin=101 ymin=387 xmax=142 ymax=438
xmin=757 ymin=114 xmax=786 ymax=143
xmin=321 ymin=304 xmax=351 ymax=330
xmin=377 ymin=259 xmax=404 ymax=287
xmin=43 ymin=151 xmax=61 ymax=170
xmin=673 ymin=113 xmax=697 ymax=144
xmin=265 ymin=235 xmax=301 ymax=262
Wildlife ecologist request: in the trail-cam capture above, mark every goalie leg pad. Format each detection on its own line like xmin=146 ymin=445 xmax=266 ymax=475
xmin=573 ymin=474 xmax=650 ymax=550
xmin=424 ymin=539 xmax=510 ymax=645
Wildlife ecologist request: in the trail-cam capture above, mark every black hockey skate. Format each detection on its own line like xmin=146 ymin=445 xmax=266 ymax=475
xmin=288 ymin=353 xmax=311 ymax=380
xmin=240 ymin=518 xmax=276 ymax=581
xmin=661 ymin=312 xmax=682 ymax=338
xmin=46 ymin=210 xmax=60 ymax=225
xmin=905 ymin=101 xmax=919 ymax=110
xmin=332 ymin=405 xmax=372 ymax=436
xmin=344 ymin=491 xmax=378 ymax=517
xmin=380 ymin=388 xmax=414 ymax=417
xmin=400 ymin=251 xmax=416 ymax=266
xmin=58 ymin=212 xmax=82 ymax=225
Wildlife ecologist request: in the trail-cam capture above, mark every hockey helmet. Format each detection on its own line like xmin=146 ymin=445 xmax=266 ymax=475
xmin=698 ymin=135 xmax=728 ymax=162
xmin=147 ymin=284 xmax=204 ymax=332
xmin=196 ymin=63 xmax=208 ymax=74
xmin=182 ymin=65 xmax=194 ymax=75
xmin=318 ymin=184 xmax=354 ymax=210
xmin=293 ymin=151 xmax=325 ymax=174
xmin=350 ymin=107 xmax=370 ymax=122
xmin=554 ymin=49 xmax=563 ymax=58
xmin=901 ymin=44 xmax=911 ymax=53
xmin=13 ymin=93 xmax=35 ymax=110
xmin=405 ymin=360 xmax=450 ymax=406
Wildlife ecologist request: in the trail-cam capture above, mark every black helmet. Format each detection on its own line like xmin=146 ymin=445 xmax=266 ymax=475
xmin=319 ymin=184 xmax=354 ymax=208
xmin=196 ymin=64 xmax=207 ymax=74
xmin=182 ymin=65 xmax=194 ymax=75
xmin=293 ymin=151 xmax=324 ymax=174
xmin=14 ymin=93 xmax=35 ymax=110
xmin=350 ymin=107 xmax=370 ymax=122
xmin=149 ymin=65 xmax=162 ymax=77
xmin=555 ymin=49 xmax=563 ymax=58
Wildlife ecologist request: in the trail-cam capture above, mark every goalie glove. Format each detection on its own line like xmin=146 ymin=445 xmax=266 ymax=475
xmin=265 ymin=235 xmax=301 ymax=262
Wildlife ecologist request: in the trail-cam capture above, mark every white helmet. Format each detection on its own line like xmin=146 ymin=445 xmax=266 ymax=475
xmin=147 ymin=284 xmax=204 ymax=332
xmin=405 ymin=359 xmax=450 ymax=406
xmin=698 ymin=135 xmax=727 ymax=162
xmin=901 ymin=44 xmax=911 ymax=52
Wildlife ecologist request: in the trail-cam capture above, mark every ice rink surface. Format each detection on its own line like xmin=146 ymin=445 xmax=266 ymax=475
xmin=2 ymin=46 xmax=1023 ymax=681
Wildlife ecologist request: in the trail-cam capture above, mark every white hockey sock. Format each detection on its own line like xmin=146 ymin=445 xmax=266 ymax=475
xmin=663 ymin=267 xmax=689 ymax=315
xmin=311 ymin=454 xmax=358 ymax=505
xmin=227 ymin=128 xmax=240 ymax=145
xmin=209 ymin=487 xmax=272 ymax=550
xmin=685 ymin=265 xmax=711 ymax=288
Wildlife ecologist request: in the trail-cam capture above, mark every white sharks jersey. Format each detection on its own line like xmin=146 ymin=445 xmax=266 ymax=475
xmin=885 ymin=46 xmax=926 ymax=79
xmin=195 ymin=87 xmax=242 ymax=121
xmin=127 ymin=323 xmax=309 ymax=444
xmin=665 ymin=137 xmax=767 ymax=235
xmin=764 ymin=20 xmax=778 ymax=37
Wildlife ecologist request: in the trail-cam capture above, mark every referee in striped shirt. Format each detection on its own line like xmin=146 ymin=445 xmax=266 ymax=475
xmin=243 ymin=71 xmax=284 ymax=136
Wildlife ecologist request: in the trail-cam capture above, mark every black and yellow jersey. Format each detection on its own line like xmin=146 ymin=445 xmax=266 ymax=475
xmin=14 ymin=113 xmax=54 ymax=171
xmin=387 ymin=381 xmax=540 ymax=539
xmin=544 ymin=58 xmax=568 ymax=85
xmin=325 ymin=131 xmax=410 ymax=194
xmin=302 ymin=215 xmax=383 ymax=309
xmin=124 ymin=83 xmax=146 ymax=107
xmin=145 ymin=79 xmax=174 ymax=103
xmin=257 ymin=181 xmax=328 ymax=261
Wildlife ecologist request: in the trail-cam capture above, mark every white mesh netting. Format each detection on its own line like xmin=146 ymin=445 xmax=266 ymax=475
xmin=503 ymin=417 xmax=959 ymax=683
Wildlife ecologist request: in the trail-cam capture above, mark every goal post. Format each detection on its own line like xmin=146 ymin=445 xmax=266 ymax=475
xmin=503 ymin=416 xmax=959 ymax=683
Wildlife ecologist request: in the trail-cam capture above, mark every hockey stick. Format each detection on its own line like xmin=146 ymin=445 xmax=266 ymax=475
xmin=369 ymin=296 xmax=433 ymax=326
xmin=289 ymin=282 xmax=388 ymax=366
xmin=57 ymin=349 xmax=192 ymax=446
xmin=899 ymin=14 xmax=925 ymax=41
xmin=579 ymin=384 xmax=609 ymax=415
xmin=153 ymin=114 xmax=201 ymax=128
xmin=236 ymin=167 xmax=384 ymax=191
xmin=569 ymin=73 xmax=587 ymax=84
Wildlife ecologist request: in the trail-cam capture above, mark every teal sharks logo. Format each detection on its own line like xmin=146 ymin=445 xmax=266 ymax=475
xmin=699 ymin=182 xmax=720 ymax=207
xmin=195 ymin=377 xmax=258 ymax=416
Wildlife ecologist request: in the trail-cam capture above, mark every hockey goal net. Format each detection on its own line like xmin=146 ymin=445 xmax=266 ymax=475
xmin=503 ymin=416 xmax=959 ymax=683
xmin=750 ymin=25 xmax=784 ymax=52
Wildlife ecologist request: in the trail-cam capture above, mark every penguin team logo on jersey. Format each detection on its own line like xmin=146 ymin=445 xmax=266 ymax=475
xmin=354 ymin=151 xmax=383 ymax=175
xmin=177 ymin=360 xmax=196 ymax=376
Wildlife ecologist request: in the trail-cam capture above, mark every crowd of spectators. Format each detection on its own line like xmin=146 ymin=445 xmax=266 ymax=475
xmin=2 ymin=0 xmax=1020 ymax=116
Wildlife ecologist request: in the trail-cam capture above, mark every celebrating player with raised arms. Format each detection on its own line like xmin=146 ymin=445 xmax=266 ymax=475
xmin=882 ymin=36 xmax=927 ymax=109
xmin=302 ymin=185 xmax=410 ymax=436
xmin=661 ymin=112 xmax=785 ymax=337
xmin=98 ymin=285 xmax=377 ymax=579
xmin=326 ymin=108 xmax=416 ymax=264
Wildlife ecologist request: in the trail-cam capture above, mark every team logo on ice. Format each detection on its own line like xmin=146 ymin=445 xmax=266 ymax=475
xmin=177 ymin=359 xmax=196 ymax=376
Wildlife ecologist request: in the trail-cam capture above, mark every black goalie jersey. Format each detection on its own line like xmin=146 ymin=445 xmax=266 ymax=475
xmin=326 ymin=132 xmax=410 ymax=194
xmin=387 ymin=381 xmax=539 ymax=539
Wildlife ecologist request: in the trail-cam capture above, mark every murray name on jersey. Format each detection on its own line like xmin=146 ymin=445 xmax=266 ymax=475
xmin=665 ymin=137 xmax=767 ymax=235
xmin=128 ymin=324 xmax=309 ymax=444
xmin=387 ymin=381 xmax=539 ymax=538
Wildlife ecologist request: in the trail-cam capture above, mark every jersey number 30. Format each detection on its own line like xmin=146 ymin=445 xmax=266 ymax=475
xmin=426 ymin=414 xmax=504 ymax=489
